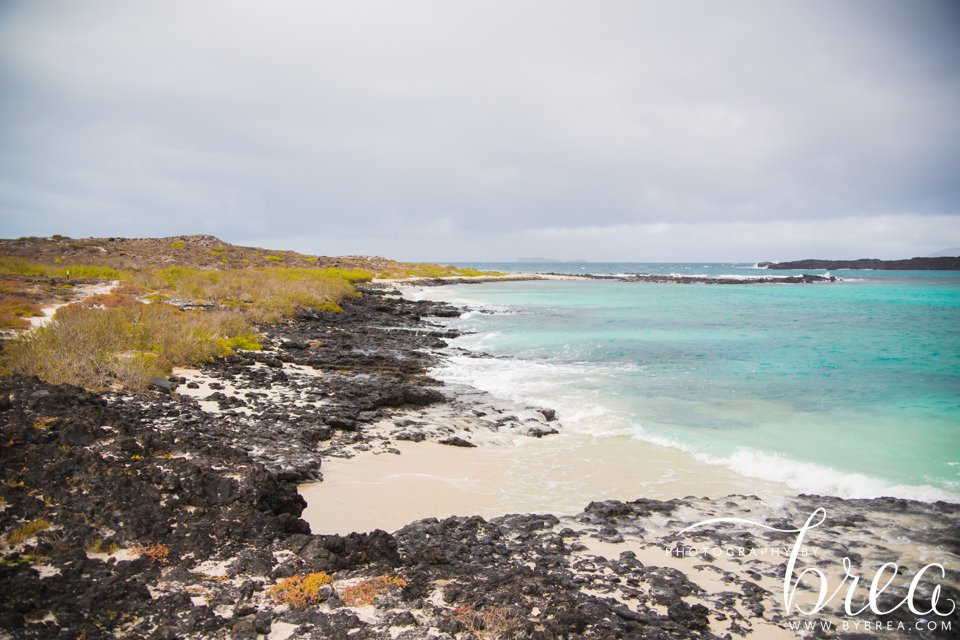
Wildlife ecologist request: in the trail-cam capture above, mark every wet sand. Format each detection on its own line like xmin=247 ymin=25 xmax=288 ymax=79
xmin=301 ymin=432 xmax=790 ymax=535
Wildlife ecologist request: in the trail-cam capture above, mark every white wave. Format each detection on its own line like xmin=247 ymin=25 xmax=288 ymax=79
xmin=623 ymin=429 xmax=960 ymax=503
xmin=662 ymin=272 xmax=798 ymax=281
xmin=432 ymin=354 xmax=637 ymax=436
xmin=715 ymin=449 xmax=959 ymax=503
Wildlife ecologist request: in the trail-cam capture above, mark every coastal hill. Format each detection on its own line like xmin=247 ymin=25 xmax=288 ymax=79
xmin=758 ymin=256 xmax=960 ymax=270
xmin=0 ymin=234 xmax=402 ymax=273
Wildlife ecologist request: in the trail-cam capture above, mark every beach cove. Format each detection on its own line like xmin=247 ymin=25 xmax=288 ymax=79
xmin=2 ymin=256 xmax=958 ymax=639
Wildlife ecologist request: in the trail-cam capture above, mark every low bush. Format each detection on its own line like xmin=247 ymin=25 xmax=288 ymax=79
xmin=0 ymin=297 xmax=43 ymax=318
xmin=269 ymin=572 xmax=334 ymax=607
xmin=0 ymin=296 xmax=44 ymax=330
xmin=133 ymin=542 xmax=169 ymax=563
xmin=340 ymin=575 xmax=408 ymax=606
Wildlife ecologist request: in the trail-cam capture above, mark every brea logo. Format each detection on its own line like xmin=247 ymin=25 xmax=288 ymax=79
xmin=678 ymin=508 xmax=956 ymax=618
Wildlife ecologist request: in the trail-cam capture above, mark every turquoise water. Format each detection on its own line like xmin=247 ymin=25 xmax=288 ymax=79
xmin=414 ymin=264 xmax=960 ymax=501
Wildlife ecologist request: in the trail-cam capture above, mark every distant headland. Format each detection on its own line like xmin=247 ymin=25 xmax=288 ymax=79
xmin=758 ymin=256 xmax=960 ymax=270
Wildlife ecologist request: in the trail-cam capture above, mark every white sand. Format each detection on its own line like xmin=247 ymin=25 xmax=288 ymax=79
xmin=29 ymin=280 xmax=119 ymax=328
xmin=301 ymin=433 xmax=788 ymax=535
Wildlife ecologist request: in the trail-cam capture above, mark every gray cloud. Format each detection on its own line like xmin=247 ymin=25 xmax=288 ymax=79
xmin=1 ymin=0 xmax=959 ymax=261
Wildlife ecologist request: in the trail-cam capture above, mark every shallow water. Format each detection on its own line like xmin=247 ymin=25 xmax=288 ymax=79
xmin=410 ymin=264 xmax=960 ymax=502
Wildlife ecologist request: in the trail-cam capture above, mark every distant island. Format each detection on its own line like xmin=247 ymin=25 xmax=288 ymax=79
xmin=758 ymin=256 xmax=960 ymax=270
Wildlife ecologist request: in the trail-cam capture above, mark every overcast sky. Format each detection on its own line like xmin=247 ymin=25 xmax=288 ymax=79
xmin=1 ymin=1 xmax=959 ymax=262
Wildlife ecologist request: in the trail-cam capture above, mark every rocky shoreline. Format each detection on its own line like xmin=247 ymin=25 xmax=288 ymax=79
xmin=540 ymin=273 xmax=837 ymax=285
xmin=1 ymin=285 xmax=958 ymax=639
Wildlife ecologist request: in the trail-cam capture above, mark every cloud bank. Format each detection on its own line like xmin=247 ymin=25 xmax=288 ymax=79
xmin=1 ymin=0 xmax=958 ymax=261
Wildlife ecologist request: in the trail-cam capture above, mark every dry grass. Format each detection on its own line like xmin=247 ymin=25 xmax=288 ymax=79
xmin=0 ymin=257 xmax=431 ymax=391
xmin=0 ymin=264 xmax=371 ymax=390
xmin=2 ymin=298 xmax=259 ymax=391
xmin=340 ymin=575 xmax=408 ymax=606
xmin=86 ymin=538 xmax=119 ymax=554
xmin=455 ymin=604 xmax=524 ymax=639
xmin=5 ymin=518 xmax=51 ymax=546
xmin=268 ymin=572 xmax=335 ymax=607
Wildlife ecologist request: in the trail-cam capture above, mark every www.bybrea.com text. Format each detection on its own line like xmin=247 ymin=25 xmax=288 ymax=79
xmin=789 ymin=618 xmax=953 ymax=633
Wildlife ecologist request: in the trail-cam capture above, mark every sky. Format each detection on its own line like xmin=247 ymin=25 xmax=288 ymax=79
xmin=1 ymin=0 xmax=959 ymax=262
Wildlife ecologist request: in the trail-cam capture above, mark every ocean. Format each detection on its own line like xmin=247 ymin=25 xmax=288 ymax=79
xmin=408 ymin=263 xmax=960 ymax=503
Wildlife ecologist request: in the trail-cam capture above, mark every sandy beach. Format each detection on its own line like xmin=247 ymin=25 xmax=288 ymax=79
xmin=301 ymin=433 xmax=791 ymax=536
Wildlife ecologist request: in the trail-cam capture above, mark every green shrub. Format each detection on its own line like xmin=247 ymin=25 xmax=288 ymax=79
xmin=225 ymin=335 xmax=262 ymax=351
xmin=0 ymin=257 xmax=49 ymax=277
xmin=60 ymin=265 xmax=122 ymax=279
xmin=264 ymin=255 xmax=283 ymax=262
xmin=169 ymin=241 xmax=186 ymax=249
xmin=313 ymin=301 xmax=344 ymax=313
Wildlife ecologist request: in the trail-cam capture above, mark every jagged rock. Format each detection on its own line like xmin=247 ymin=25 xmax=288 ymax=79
xmin=438 ymin=436 xmax=476 ymax=448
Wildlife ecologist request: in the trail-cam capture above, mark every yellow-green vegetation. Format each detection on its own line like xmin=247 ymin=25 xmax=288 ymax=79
xmin=340 ymin=575 xmax=408 ymax=606
xmin=3 ymin=299 xmax=259 ymax=391
xmin=380 ymin=263 xmax=506 ymax=279
xmin=0 ymin=257 xmax=121 ymax=280
xmin=0 ymin=553 xmax=41 ymax=566
xmin=268 ymin=572 xmax=335 ymax=607
xmin=5 ymin=518 xmax=51 ymax=546
xmin=1 ymin=259 xmax=375 ymax=389
xmin=0 ymin=252 xmax=496 ymax=391
xmin=32 ymin=417 xmax=58 ymax=430
xmin=169 ymin=241 xmax=186 ymax=249
xmin=126 ymin=266 xmax=370 ymax=324
xmin=87 ymin=537 xmax=119 ymax=554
